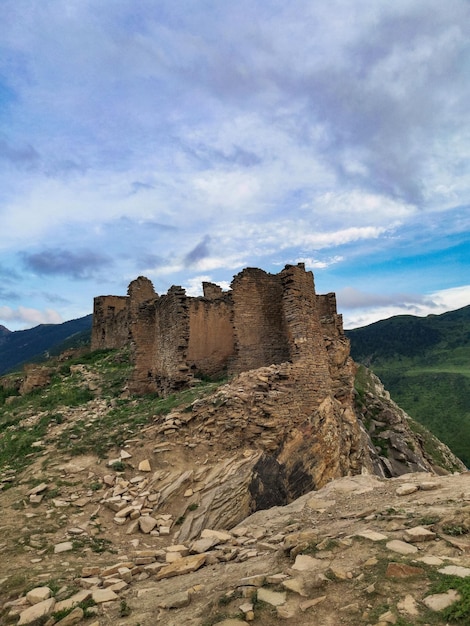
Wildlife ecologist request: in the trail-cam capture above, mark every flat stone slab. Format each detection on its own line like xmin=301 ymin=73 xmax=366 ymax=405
xmin=386 ymin=540 xmax=418 ymax=555
xmin=156 ymin=553 xmax=206 ymax=580
xmin=292 ymin=554 xmax=324 ymax=571
xmin=18 ymin=598 xmax=56 ymax=625
xmin=417 ymin=555 xmax=444 ymax=566
xmin=55 ymin=590 xmax=92 ymax=613
xmin=419 ymin=481 xmax=441 ymax=490
xmin=438 ymin=565 xmax=470 ymax=578
xmin=54 ymin=606 xmax=84 ymax=625
xmin=26 ymin=586 xmax=51 ymax=605
xmin=281 ymin=578 xmax=307 ymax=596
xmin=257 ymin=587 xmax=286 ymax=606
xmin=356 ymin=529 xmax=388 ymax=542
xmin=54 ymin=541 xmax=74 ymax=553
xmin=424 ymin=589 xmax=461 ymax=611
xmin=200 ymin=528 xmax=232 ymax=543
xmin=403 ymin=526 xmax=436 ymax=543
xmin=396 ymin=484 xmax=418 ymax=496
xmin=92 ymin=588 xmax=119 ymax=603
xmin=386 ymin=562 xmax=424 ymax=578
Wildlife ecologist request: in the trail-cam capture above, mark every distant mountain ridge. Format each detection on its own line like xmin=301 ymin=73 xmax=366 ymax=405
xmin=0 ymin=314 xmax=92 ymax=375
xmin=347 ymin=304 xmax=470 ymax=466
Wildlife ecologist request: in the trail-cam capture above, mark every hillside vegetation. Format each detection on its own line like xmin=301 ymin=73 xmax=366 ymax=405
xmin=0 ymin=346 xmax=469 ymax=626
xmin=347 ymin=305 xmax=470 ymax=466
xmin=0 ymin=315 xmax=92 ymax=375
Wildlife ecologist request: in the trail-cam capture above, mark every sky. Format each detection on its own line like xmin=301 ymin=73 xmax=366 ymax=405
xmin=0 ymin=0 xmax=469 ymax=331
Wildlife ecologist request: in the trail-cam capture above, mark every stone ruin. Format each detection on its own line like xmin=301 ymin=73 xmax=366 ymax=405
xmin=91 ymin=263 xmax=347 ymax=398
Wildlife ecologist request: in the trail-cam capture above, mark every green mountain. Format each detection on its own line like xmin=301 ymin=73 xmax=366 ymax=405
xmin=0 ymin=315 xmax=92 ymax=375
xmin=347 ymin=305 xmax=470 ymax=466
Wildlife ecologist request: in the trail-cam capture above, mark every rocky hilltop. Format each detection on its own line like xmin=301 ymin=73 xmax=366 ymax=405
xmin=0 ymin=264 xmax=467 ymax=625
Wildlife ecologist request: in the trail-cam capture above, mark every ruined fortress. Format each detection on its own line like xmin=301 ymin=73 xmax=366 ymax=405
xmin=91 ymin=263 xmax=347 ymax=398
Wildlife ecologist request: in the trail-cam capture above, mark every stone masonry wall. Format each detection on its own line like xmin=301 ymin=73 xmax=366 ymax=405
xmin=187 ymin=296 xmax=234 ymax=379
xmin=92 ymin=263 xmax=349 ymax=398
xmin=145 ymin=286 xmax=191 ymax=396
xmin=230 ymin=268 xmax=290 ymax=375
xmin=91 ymin=295 xmax=129 ymax=350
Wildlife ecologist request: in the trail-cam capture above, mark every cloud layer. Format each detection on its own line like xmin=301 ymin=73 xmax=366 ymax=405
xmin=0 ymin=1 xmax=469 ymax=329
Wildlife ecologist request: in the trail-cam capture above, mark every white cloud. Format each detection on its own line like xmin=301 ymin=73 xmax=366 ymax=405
xmin=341 ymin=284 xmax=470 ymax=329
xmin=0 ymin=306 xmax=63 ymax=329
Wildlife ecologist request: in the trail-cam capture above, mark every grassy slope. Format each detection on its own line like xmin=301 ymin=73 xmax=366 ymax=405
xmin=347 ymin=305 xmax=470 ymax=466
xmin=0 ymin=348 xmax=224 ymax=474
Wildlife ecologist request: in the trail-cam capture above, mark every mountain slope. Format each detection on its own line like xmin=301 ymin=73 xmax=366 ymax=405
xmin=0 ymin=347 xmax=467 ymax=626
xmin=347 ymin=305 xmax=470 ymax=466
xmin=0 ymin=314 xmax=92 ymax=375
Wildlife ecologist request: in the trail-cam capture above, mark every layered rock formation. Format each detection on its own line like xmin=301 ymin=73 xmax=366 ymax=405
xmin=89 ymin=264 xmax=465 ymax=533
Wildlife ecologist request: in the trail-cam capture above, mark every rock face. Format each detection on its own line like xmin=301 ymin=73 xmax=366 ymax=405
xmin=89 ymin=263 xmax=465 ymax=533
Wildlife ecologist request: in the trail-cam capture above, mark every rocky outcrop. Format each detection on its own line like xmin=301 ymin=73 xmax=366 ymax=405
xmin=354 ymin=366 xmax=465 ymax=476
xmin=19 ymin=364 xmax=52 ymax=395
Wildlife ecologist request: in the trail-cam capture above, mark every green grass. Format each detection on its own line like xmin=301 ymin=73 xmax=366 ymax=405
xmin=427 ymin=571 xmax=470 ymax=623
xmin=348 ymin=305 xmax=470 ymax=467
xmin=0 ymin=347 xmax=225 ymax=471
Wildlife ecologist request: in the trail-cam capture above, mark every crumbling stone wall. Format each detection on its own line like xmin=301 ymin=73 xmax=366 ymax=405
xmin=92 ymin=263 xmax=349 ymax=398
xmin=187 ymin=295 xmax=234 ymax=379
xmin=230 ymin=268 xmax=290 ymax=374
xmin=91 ymin=295 xmax=129 ymax=350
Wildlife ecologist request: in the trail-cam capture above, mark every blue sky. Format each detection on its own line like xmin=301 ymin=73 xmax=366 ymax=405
xmin=0 ymin=0 xmax=469 ymax=331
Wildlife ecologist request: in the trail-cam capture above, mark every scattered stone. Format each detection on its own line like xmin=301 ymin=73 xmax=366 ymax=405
xmin=292 ymin=554 xmax=324 ymax=571
xmin=73 ymin=496 xmax=91 ymax=507
xmin=28 ymin=483 xmax=48 ymax=496
xmin=54 ymin=541 xmax=74 ymax=554
xmin=277 ymin=600 xmax=298 ymax=618
xmin=438 ymin=565 xmax=470 ymax=578
xmin=55 ymin=606 xmax=84 ymax=626
xmin=403 ymin=526 xmax=436 ymax=543
xmin=200 ymin=528 xmax=232 ymax=543
xmin=156 ymin=554 xmax=206 ymax=580
xmin=18 ymin=598 xmax=56 ymax=625
xmin=328 ymin=565 xmax=351 ymax=580
xmin=139 ymin=516 xmax=158 ymax=534
xmin=385 ymin=563 xmax=424 ymax=578
xmin=26 ymin=586 xmax=51 ymax=604
xmin=29 ymin=494 xmax=44 ymax=504
xmin=424 ymin=589 xmax=461 ymax=611
xmin=396 ymin=485 xmax=418 ymax=496
xmin=257 ymin=587 xmax=286 ymax=607
xmin=356 ymin=529 xmax=388 ymax=542
xmin=397 ymin=594 xmax=419 ymax=616
xmin=386 ymin=540 xmax=418 ymax=555
xmin=54 ymin=591 xmax=92 ymax=613
xmin=92 ymin=588 xmax=119 ymax=603
xmin=82 ymin=566 xmax=101 ymax=577
xmin=191 ymin=537 xmax=219 ymax=553
xmin=378 ymin=609 xmax=397 ymax=623
xmin=419 ymin=481 xmax=441 ymax=490
xmin=417 ymin=555 xmax=443 ymax=566
xmin=299 ymin=596 xmax=327 ymax=611
xmin=138 ymin=459 xmax=151 ymax=472
xmin=281 ymin=578 xmax=307 ymax=596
